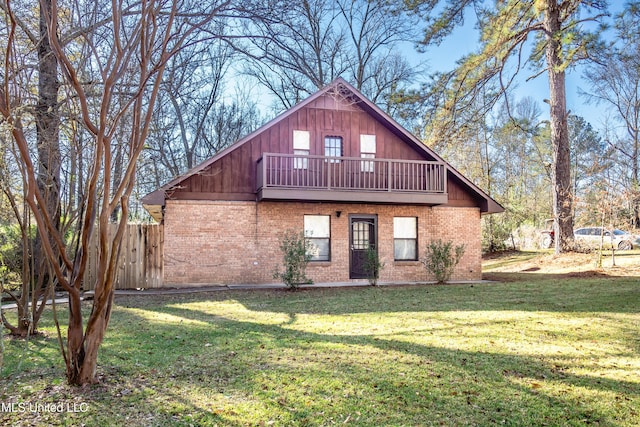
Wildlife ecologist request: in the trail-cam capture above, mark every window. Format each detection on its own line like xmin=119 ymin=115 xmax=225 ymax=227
xmin=304 ymin=215 xmax=330 ymax=261
xmin=293 ymin=130 xmax=310 ymax=169
xmin=394 ymin=217 xmax=417 ymax=260
xmin=324 ymin=135 xmax=342 ymax=162
xmin=360 ymin=134 xmax=376 ymax=172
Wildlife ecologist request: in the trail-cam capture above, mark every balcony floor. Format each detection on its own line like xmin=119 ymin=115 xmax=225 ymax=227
xmin=257 ymin=186 xmax=448 ymax=205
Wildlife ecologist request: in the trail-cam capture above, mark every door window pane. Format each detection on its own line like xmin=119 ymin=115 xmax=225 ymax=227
xmin=352 ymin=221 xmax=372 ymax=249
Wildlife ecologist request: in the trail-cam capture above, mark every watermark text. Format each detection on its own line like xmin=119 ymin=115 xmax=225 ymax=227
xmin=1 ymin=401 xmax=89 ymax=413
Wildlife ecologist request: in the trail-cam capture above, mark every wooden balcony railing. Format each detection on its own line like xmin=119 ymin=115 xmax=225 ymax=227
xmin=257 ymin=153 xmax=447 ymax=201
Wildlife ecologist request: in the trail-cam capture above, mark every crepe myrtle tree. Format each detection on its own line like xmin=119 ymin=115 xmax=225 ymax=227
xmin=0 ymin=0 xmax=239 ymax=385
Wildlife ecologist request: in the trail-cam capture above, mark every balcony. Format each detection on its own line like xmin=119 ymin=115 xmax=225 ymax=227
xmin=256 ymin=153 xmax=448 ymax=205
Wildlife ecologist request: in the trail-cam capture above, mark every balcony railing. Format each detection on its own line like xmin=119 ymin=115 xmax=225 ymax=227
xmin=256 ymin=153 xmax=447 ymax=203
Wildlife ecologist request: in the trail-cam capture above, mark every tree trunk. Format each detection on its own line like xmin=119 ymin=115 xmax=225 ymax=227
xmin=544 ymin=0 xmax=574 ymax=253
xmin=66 ymin=289 xmax=115 ymax=385
xmin=632 ymin=135 xmax=639 ymax=228
xmin=65 ymin=211 xmax=123 ymax=385
xmin=34 ymin=0 xmax=61 ymax=282
xmin=110 ymin=143 xmax=124 ymax=222
xmin=65 ymin=288 xmax=86 ymax=385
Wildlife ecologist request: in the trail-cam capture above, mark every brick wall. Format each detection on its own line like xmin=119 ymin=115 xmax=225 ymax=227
xmin=163 ymin=200 xmax=481 ymax=286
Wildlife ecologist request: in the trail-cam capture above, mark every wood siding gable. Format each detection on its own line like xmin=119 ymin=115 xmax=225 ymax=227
xmin=142 ymin=78 xmax=503 ymax=220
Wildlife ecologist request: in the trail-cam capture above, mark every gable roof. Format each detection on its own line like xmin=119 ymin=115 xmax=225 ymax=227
xmin=142 ymin=77 xmax=503 ymax=219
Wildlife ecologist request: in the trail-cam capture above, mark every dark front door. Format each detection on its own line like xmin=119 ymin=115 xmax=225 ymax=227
xmin=349 ymin=215 xmax=377 ymax=279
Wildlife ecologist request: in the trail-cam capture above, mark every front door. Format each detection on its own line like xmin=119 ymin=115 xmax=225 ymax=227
xmin=349 ymin=215 xmax=377 ymax=279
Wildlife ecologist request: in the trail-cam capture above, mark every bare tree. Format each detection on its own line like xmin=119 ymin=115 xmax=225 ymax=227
xmin=144 ymin=38 xmax=262 ymax=182
xmin=336 ymin=0 xmax=420 ymax=109
xmin=240 ymin=0 xmax=347 ymax=109
xmin=582 ymin=2 xmax=640 ymax=227
xmin=30 ymin=0 xmax=62 ymax=299
xmin=0 ymin=139 xmax=47 ymax=337
xmin=0 ymin=0 xmax=57 ymax=336
xmin=240 ymin=0 xmax=422 ymax=113
xmin=1 ymin=0 xmax=233 ymax=385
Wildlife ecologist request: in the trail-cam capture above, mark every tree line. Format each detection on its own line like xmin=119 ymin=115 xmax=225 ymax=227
xmin=0 ymin=0 xmax=638 ymax=385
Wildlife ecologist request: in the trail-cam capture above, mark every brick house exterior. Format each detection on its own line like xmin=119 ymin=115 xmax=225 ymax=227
xmin=143 ymin=78 xmax=503 ymax=286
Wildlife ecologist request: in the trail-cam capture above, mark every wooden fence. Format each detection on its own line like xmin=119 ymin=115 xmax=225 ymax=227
xmin=85 ymin=223 xmax=163 ymax=290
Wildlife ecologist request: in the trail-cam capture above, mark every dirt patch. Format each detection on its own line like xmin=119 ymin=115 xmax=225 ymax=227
xmin=483 ymin=250 xmax=640 ymax=278
xmin=566 ymin=270 xmax=612 ymax=278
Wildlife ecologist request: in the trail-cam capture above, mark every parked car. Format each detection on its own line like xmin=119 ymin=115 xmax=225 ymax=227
xmin=573 ymin=227 xmax=639 ymax=250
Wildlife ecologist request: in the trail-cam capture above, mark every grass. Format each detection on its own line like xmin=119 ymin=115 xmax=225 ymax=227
xmin=1 ymin=272 xmax=639 ymax=425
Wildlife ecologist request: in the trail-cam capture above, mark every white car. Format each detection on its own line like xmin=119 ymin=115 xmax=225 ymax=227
xmin=574 ymin=227 xmax=638 ymax=250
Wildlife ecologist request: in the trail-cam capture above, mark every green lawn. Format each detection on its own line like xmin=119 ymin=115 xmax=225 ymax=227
xmin=1 ymin=277 xmax=639 ymax=426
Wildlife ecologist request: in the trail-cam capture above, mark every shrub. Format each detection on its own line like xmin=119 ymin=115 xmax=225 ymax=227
xmin=0 ymin=223 xmax=30 ymax=283
xmin=482 ymin=219 xmax=510 ymax=253
xmin=364 ymin=246 xmax=384 ymax=286
xmin=421 ymin=239 xmax=465 ymax=283
xmin=273 ymin=230 xmax=313 ymax=289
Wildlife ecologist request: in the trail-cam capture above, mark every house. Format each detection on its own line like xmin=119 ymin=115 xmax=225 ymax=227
xmin=142 ymin=78 xmax=503 ymax=286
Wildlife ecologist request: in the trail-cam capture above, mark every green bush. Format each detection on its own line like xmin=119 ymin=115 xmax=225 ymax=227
xmin=481 ymin=217 xmax=511 ymax=253
xmin=421 ymin=239 xmax=465 ymax=283
xmin=273 ymin=230 xmax=313 ymax=289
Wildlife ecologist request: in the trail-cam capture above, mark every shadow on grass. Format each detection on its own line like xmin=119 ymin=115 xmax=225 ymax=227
xmin=85 ymin=295 xmax=639 ymax=426
xmin=3 ymin=281 xmax=639 ymax=426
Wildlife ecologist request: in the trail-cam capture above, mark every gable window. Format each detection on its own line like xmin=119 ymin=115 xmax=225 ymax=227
xmin=304 ymin=215 xmax=330 ymax=261
xmin=394 ymin=217 xmax=417 ymax=260
xmin=293 ymin=130 xmax=310 ymax=169
xmin=324 ymin=135 xmax=343 ymax=162
xmin=360 ymin=134 xmax=376 ymax=172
